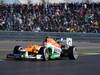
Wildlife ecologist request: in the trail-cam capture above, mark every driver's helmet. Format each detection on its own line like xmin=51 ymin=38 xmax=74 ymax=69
xmin=44 ymin=36 xmax=52 ymax=42
xmin=56 ymin=38 xmax=63 ymax=44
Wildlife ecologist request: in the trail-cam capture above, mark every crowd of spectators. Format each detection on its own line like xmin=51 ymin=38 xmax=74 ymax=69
xmin=0 ymin=3 xmax=100 ymax=33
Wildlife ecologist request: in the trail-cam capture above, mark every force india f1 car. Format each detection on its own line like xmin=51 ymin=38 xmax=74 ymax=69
xmin=6 ymin=38 xmax=79 ymax=61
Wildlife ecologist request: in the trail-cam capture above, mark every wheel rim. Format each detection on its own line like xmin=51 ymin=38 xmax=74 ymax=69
xmin=73 ymin=47 xmax=79 ymax=59
xmin=44 ymin=48 xmax=49 ymax=60
xmin=18 ymin=47 xmax=23 ymax=51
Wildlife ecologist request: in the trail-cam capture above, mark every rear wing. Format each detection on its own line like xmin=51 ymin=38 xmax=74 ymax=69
xmin=66 ymin=38 xmax=72 ymax=46
xmin=57 ymin=38 xmax=72 ymax=46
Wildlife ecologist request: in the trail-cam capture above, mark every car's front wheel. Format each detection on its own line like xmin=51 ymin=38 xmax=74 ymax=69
xmin=43 ymin=47 xmax=51 ymax=61
xmin=13 ymin=45 xmax=23 ymax=54
xmin=39 ymin=47 xmax=50 ymax=61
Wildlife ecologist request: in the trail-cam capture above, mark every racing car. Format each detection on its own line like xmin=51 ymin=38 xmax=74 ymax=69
xmin=6 ymin=38 xmax=79 ymax=61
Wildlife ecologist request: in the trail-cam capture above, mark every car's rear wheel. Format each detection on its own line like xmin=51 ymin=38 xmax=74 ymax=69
xmin=68 ymin=46 xmax=79 ymax=60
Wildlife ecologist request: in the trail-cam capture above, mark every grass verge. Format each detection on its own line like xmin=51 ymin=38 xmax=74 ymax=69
xmin=0 ymin=56 xmax=6 ymax=59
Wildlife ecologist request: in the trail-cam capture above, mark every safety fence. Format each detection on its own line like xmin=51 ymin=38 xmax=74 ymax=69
xmin=0 ymin=31 xmax=100 ymax=43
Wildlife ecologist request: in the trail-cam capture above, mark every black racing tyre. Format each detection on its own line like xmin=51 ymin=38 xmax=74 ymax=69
xmin=43 ymin=48 xmax=50 ymax=61
xmin=40 ymin=47 xmax=50 ymax=61
xmin=68 ymin=46 xmax=79 ymax=60
xmin=13 ymin=45 xmax=23 ymax=54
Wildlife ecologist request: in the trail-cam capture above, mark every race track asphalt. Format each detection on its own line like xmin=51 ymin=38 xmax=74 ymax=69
xmin=0 ymin=55 xmax=100 ymax=75
xmin=0 ymin=41 xmax=100 ymax=75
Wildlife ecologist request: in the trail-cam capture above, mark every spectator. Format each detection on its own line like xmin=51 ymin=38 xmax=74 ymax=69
xmin=0 ymin=3 xmax=100 ymax=33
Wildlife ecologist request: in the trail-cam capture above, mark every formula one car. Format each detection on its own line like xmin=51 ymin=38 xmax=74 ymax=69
xmin=6 ymin=38 xmax=79 ymax=61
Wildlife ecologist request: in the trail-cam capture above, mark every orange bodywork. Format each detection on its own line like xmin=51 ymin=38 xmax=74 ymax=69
xmin=25 ymin=45 xmax=42 ymax=53
xmin=46 ymin=37 xmax=61 ymax=48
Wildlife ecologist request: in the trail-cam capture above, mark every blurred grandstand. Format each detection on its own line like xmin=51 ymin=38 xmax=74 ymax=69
xmin=0 ymin=0 xmax=100 ymax=32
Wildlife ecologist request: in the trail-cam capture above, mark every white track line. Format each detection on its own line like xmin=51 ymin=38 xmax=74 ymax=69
xmin=0 ymin=59 xmax=4 ymax=61
xmin=80 ymin=53 xmax=100 ymax=56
